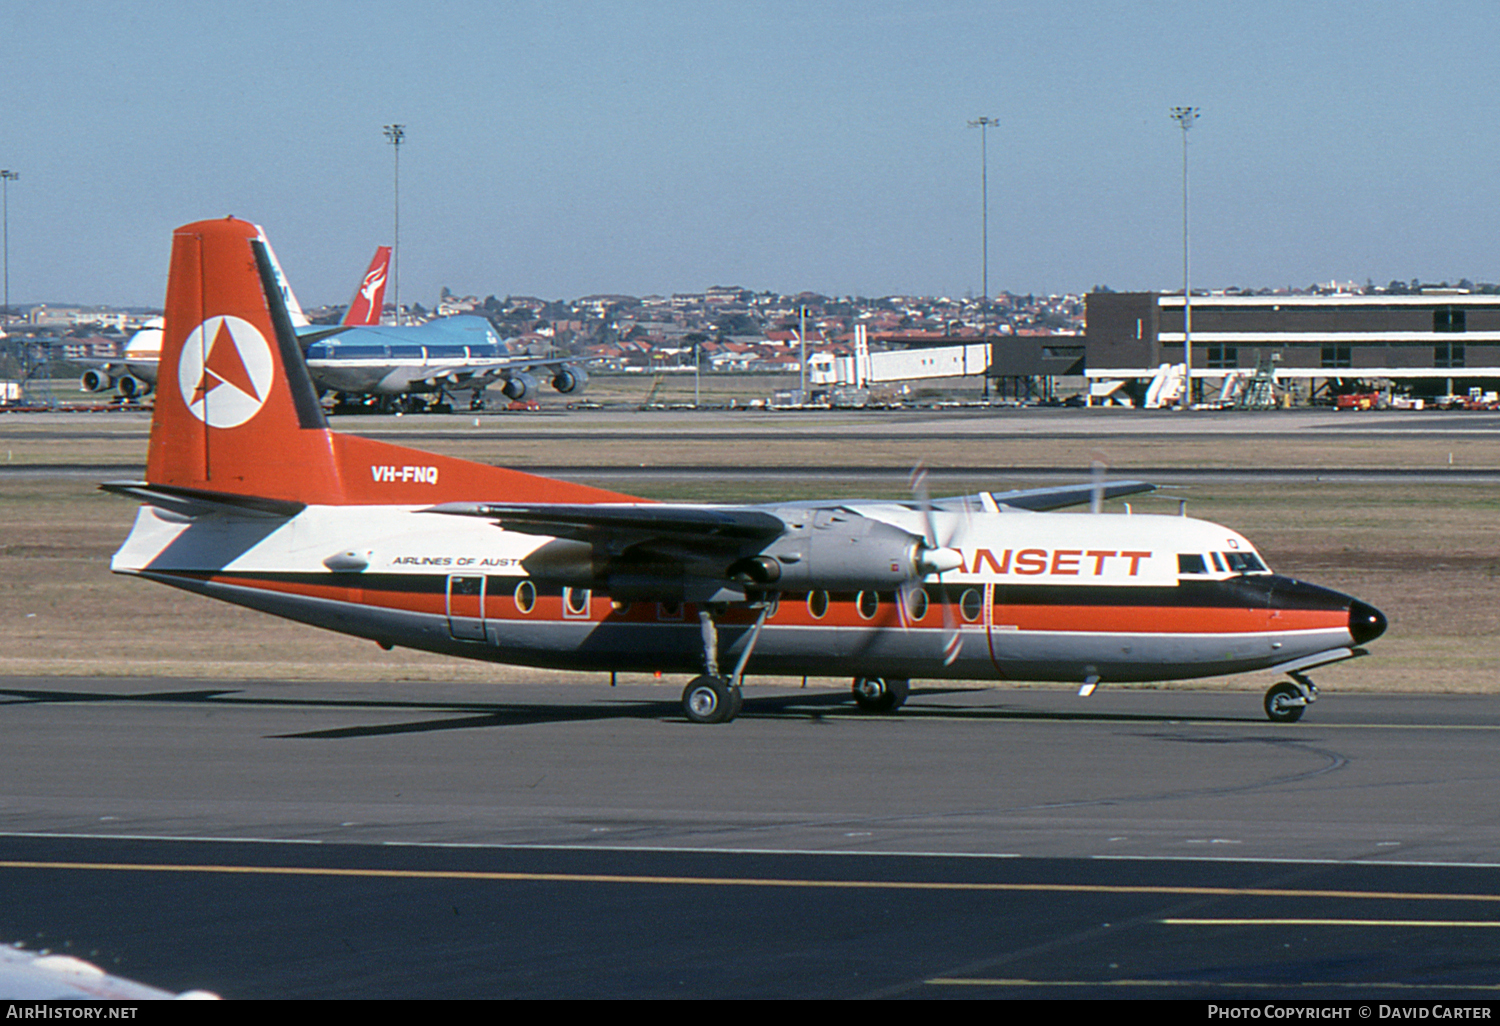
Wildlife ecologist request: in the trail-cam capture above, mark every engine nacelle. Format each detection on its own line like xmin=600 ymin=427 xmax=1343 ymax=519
xmin=551 ymin=364 xmax=588 ymax=394
xmin=520 ymin=510 xmax=938 ymax=603
xmin=118 ymin=374 xmax=153 ymax=398
xmin=501 ymin=372 xmax=538 ymax=401
xmin=741 ymin=516 xmax=926 ymax=593
xmin=80 ymin=368 xmax=115 ymax=393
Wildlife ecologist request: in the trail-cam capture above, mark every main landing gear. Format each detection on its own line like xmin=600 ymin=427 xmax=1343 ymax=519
xmin=851 ymin=677 xmax=909 ymax=714
xmin=680 ymin=605 xmax=770 ymax=724
xmin=1264 ymin=673 xmax=1318 ymax=723
xmin=682 ymin=675 xmax=744 ymax=725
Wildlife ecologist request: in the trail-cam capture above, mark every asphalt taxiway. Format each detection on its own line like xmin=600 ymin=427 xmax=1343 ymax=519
xmin=6 ymin=677 xmax=1500 ymax=997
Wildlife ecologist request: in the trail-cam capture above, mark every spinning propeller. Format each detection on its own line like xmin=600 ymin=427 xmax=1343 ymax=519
xmin=907 ymin=463 xmax=966 ymax=665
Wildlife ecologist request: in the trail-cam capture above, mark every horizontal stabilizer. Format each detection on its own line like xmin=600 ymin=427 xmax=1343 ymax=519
xmin=100 ymin=481 xmax=305 ymax=518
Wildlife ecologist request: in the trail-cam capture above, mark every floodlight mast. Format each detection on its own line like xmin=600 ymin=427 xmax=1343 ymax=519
xmin=1169 ymin=106 xmax=1198 ymax=410
xmin=0 ymin=170 xmax=16 ymax=327
xmin=967 ymin=117 xmax=998 ymax=322
xmin=383 ymin=124 xmax=405 ymax=325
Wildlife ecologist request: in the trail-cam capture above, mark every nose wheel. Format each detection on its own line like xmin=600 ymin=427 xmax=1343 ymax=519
xmin=1264 ymin=674 xmax=1317 ymax=723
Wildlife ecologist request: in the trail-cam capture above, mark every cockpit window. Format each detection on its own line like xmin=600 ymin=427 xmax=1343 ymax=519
xmin=1210 ymin=552 xmax=1226 ymax=573
xmin=1177 ymin=553 xmax=1207 ymax=574
xmin=1222 ymin=552 xmax=1267 ymax=573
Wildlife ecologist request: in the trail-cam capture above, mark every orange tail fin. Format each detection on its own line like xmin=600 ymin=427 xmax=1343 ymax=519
xmin=145 ymin=217 xmax=635 ymax=507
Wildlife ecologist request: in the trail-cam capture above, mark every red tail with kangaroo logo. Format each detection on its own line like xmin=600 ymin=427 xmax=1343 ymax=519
xmin=145 ymin=217 xmax=634 ymax=507
xmin=341 ymin=245 xmax=391 ymax=326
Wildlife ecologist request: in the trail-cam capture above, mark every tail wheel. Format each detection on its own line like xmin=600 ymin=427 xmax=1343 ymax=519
xmin=682 ymin=676 xmax=738 ymax=724
xmin=852 ymin=677 xmax=909 ymax=713
xmin=1264 ymin=681 xmax=1306 ymax=723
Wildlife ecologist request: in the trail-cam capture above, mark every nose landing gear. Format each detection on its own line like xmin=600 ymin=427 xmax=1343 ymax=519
xmin=1264 ymin=672 xmax=1318 ymax=723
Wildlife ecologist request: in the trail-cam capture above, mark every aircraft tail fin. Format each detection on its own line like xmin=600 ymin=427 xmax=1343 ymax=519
xmin=342 ymin=246 xmax=391 ymax=326
xmin=144 ymin=218 xmax=635 ymax=507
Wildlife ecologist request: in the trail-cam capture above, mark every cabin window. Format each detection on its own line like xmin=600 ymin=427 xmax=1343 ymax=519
xmin=960 ymin=588 xmax=982 ymax=623
xmin=856 ymin=591 xmax=879 ymax=620
xmin=451 ymin=575 xmax=483 ymax=597
xmin=658 ymin=601 xmax=683 ymax=620
xmin=513 ymin=580 xmax=536 ymax=614
xmin=1177 ymin=553 xmax=1208 ymax=575
xmin=563 ymin=587 xmax=591 ymax=617
xmin=905 ymin=587 xmax=929 ymax=621
xmin=807 ymin=590 xmax=829 ymax=619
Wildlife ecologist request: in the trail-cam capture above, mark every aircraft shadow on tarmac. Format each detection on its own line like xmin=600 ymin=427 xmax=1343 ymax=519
xmin=0 ymin=684 xmax=1262 ymax=739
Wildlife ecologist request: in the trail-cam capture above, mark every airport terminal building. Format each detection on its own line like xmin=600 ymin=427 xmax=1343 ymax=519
xmin=990 ymin=291 xmax=1500 ymax=400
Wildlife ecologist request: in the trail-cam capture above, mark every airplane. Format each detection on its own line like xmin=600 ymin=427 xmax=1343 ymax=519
xmin=108 ymin=217 xmax=1388 ymax=725
xmin=74 ymin=245 xmax=388 ymax=399
xmin=77 ymin=243 xmax=588 ymax=411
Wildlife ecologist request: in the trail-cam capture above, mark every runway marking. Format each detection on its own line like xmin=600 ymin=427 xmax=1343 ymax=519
xmin=4 ymin=860 xmax=1500 ymax=906
xmin=928 ymin=977 xmax=1500 ymax=991
xmin=17 ymin=832 xmax=1500 ymax=870
xmin=1163 ymin=918 xmax=1500 ymax=928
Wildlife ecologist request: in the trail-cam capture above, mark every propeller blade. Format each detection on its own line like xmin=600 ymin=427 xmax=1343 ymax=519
xmin=909 ymin=461 xmax=962 ymax=665
xmin=909 ymin=462 xmax=938 ymax=549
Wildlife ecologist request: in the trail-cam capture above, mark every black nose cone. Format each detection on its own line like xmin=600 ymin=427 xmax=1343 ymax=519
xmin=1350 ymin=600 xmax=1388 ymax=645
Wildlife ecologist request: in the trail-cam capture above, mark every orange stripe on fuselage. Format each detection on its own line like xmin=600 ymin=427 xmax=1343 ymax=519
xmin=193 ymin=575 xmax=1347 ymax=637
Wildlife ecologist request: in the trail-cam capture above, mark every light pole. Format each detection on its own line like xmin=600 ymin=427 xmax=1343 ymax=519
xmin=967 ymin=117 xmax=997 ymax=328
xmin=797 ymin=304 xmax=808 ymax=402
xmin=383 ymin=124 xmax=404 ymax=325
xmin=1 ymin=170 xmax=17 ymax=326
xmin=1169 ymin=106 xmax=1198 ymax=410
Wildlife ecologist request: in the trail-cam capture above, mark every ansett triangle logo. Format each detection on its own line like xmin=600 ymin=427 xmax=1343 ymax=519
xmin=177 ymin=316 xmax=275 ymax=428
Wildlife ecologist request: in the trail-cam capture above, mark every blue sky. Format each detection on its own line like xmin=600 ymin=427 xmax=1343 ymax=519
xmin=3 ymin=1 xmax=1498 ymax=307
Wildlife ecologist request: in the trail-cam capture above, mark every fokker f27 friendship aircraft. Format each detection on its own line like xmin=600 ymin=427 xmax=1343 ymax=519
xmin=108 ymin=217 xmax=1387 ymax=724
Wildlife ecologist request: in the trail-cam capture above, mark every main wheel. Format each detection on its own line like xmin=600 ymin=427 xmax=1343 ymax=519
xmin=1264 ymin=681 xmax=1306 ymax=723
xmin=682 ymin=676 xmax=737 ymax=724
xmin=852 ymin=677 xmax=909 ymax=713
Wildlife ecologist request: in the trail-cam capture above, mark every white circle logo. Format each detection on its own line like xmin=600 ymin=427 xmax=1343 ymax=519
xmin=177 ymin=316 xmax=275 ymax=429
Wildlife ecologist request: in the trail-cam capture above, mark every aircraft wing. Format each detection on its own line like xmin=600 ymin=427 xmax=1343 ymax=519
xmin=426 ymin=502 xmax=785 ymax=545
xmin=978 ymin=480 xmax=1155 ymax=512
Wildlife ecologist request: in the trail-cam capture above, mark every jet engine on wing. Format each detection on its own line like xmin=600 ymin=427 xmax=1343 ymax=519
xmin=552 ymin=365 xmax=588 ymax=394
xmin=117 ymin=374 xmax=153 ymax=398
xmin=79 ymin=368 xmax=115 ymax=393
xmin=501 ymin=371 xmax=539 ymax=401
